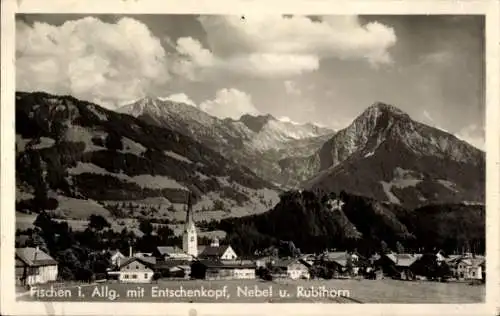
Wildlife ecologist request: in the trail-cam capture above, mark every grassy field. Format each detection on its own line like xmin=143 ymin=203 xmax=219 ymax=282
xmin=18 ymin=278 xmax=484 ymax=303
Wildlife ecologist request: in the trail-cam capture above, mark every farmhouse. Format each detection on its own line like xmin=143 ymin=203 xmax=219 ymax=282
xmin=16 ymin=247 xmax=58 ymax=286
xmin=375 ymin=253 xmax=423 ymax=280
xmin=155 ymin=259 xmax=192 ymax=279
xmin=191 ymin=259 xmax=256 ymax=280
xmin=447 ymin=254 xmax=485 ymax=280
xmin=112 ymin=256 xmax=157 ymax=283
xmin=272 ymin=258 xmax=310 ymax=280
xmin=319 ymin=251 xmax=363 ymax=277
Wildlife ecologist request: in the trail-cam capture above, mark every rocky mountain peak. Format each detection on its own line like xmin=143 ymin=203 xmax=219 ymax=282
xmin=239 ymin=114 xmax=276 ymax=133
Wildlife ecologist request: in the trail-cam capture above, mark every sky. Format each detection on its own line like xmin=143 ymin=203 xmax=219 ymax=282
xmin=15 ymin=14 xmax=485 ymax=149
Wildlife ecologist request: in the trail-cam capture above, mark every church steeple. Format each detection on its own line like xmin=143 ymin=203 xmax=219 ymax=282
xmin=185 ymin=191 xmax=193 ymax=228
xmin=182 ymin=191 xmax=198 ymax=258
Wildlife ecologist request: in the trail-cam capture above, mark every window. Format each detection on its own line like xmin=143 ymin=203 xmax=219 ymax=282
xmin=132 ymin=274 xmax=137 ymax=279
xmin=144 ymin=273 xmax=148 ymax=279
xmin=124 ymin=274 xmax=129 ymax=279
xmin=136 ymin=265 xmax=139 ymax=270
xmin=190 ymin=236 xmax=194 ymax=241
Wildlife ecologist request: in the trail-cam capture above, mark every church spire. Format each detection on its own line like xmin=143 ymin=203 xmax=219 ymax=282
xmin=185 ymin=190 xmax=193 ymax=226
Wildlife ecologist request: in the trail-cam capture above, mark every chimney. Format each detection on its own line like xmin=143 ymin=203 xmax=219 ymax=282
xmin=34 ymin=246 xmax=39 ymax=262
xmin=129 ymin=246 xmax=133 ymax=257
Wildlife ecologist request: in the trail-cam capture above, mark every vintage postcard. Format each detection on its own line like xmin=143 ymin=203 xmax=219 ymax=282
xmin=1 ymin=0 xmax=499 ymax=315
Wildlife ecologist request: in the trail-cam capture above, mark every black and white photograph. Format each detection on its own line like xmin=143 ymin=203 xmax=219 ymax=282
xmin=1 ymin=1 xmax=499 ymax=315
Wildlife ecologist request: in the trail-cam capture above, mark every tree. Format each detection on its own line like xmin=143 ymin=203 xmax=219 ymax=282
xmin=157 ymin=225 xmax=174 ymax=243
xmin=88 ymin=214 xmax=111 ymax=231
xmin=380 ymin=240 xmax=389 ymax=254
xmin=395 ymin=241 xmax=405 ymax=254
xmin=105 ymin=132 xmax=123 ymax=151
xmin=139 ymin=219 xmax=153 ymax=236
xmin=212 ymin=199 xmax=225 ymax=211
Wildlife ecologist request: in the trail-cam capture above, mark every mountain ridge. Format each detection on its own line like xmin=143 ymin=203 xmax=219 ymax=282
xmin=118 ymin=96 xmax=335 ymax=187
xmin=15 ymin=91 xmax=281 ymax=222
xmin=279 ymin=102 xmax=485 ymax=209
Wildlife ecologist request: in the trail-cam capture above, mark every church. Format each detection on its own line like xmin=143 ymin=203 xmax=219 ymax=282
xmin=155 ymin=191 xmax=238 ymax=262
xmin=182 ymin=191 xmax=198 ymax=258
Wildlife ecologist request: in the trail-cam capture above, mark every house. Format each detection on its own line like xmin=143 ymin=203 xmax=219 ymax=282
xmin=155 ymin=259 xmax=192 ymax=279
xmin=109 ymin=250 xmax=126 ymax=268
xmin=320 ymin=251 xmax=363 ymax=276
xmin=110 ymin=256 xmax=157 ymax=283
xmin=16 ymin=247 xmax=58 ymax=286
xmin=375 ymin=253 xmax=423 ymax=280
xmin=198 ymin=238 xmax=238 ymax=261
xmin=272 ymin=258 xmax=310 ymax=280
xmin=447 ymin=254 xmax=485 ymax=280
xmin=191 ymin=259 xmax=256 ymax=280
xmin=255 ymin=256 xmax=274 ymax=268
xmin=154 ymin=246 xmax=193 ymax=261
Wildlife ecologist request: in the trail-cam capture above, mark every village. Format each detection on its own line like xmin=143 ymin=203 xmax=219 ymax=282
xmin=15 ymin=196 xmax=486 ymax=290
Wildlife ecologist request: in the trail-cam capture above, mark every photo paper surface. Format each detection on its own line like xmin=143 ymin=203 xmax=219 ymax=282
xmin=1 ymin=0 xmax=499 ymax=315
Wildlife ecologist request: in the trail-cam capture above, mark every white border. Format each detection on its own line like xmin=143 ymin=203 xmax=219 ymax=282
xmin=1 ymin=0 xmax=499 ymax=315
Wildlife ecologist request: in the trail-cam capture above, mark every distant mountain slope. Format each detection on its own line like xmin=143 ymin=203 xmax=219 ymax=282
xmin=280 ymin=102 xmax=485 ymax=209
xmin=118 ymin=97 xmax=334 ymax=187
xmin=15 ymin=91 xmax=280 ymax=221
xmin=215 ymin=190 xmax=484 ymax=256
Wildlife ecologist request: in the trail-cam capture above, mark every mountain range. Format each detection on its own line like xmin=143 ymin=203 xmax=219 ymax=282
xmin=119 ymin=97 xmax=485 ymax=210
xmin=118 ymin=97 xmax=334 ymax=188
xmin=15 ymin=91 xmax=485 ymax=246
xmin=15 ymin=91 xmax=280 ymax=223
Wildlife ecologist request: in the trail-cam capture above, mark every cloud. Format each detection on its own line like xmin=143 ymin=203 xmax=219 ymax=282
xmin=455 ymin=124 xmax=485 ymax=150
xmin=278 ymin=116 xmax=301 ymax=125
xmin=159 ymin=93 xmax=196 ymax=107
xmin=16 ymin=17 xmax=168 ymax=108
xmin=284 ymin=80 xmax=301 ymax=95
xmin=419 ymin=50 xmax=455 ymax=66
xmin=170 ymin=15 xmax=396 ymax=80
xmin=199 ymin=88 xmax=260 ymax=119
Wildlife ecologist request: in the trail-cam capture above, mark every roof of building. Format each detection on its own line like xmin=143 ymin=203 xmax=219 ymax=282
xmin=273 ymin=258 xmax=306 ymax=269
xmin=321 ymin=251 xmax=361 ymax=266
xmin=195 ymin=259 xmax=255 ymax=269
xmin=199 ymin=245 xmax=231 ymax=257
xmin=16 ymin=247 xmax=57 ymax=267
xmin=156 ymin=246 xmax=184 ymax=255
xmin=445 ymin=254 xmax=485 ymax=267
xmin=156 ymin=259 xmax=192 ymax=269
xmin=118 ymin=256 xmax=156 ymax=269
xmin=110 ymin=249 xmax=125 ymax=257
xmin=384 ymin=253 xmax=423 ymax=267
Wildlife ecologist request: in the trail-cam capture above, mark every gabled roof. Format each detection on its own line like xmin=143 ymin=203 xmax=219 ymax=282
xmin=118 ymin=256 xmax=156 ymax=269
xmin=157 ymin=246 xmax=184 ymax=255
xmin=447 ymin=255 xmax=485 ymax=267
xmin=384 ymin=253 xmax=423 ymax=267
xmin=321 ymin=251 xmax=361 ymax=266
xmin=16 ymin=247 xmax=57 ymax=267
xmin=199 ymin=245 xmax=230 ymax=257
xmin=110 ymin=250 xmax=125 ymax=257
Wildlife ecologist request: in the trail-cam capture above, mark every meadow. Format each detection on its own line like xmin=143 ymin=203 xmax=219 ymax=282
xmin=18 ymin=278 xmax=484 ymax=303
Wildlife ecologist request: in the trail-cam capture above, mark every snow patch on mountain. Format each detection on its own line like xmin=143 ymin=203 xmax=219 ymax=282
xmin=164 ymin=150 xmax=193 ymax=164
